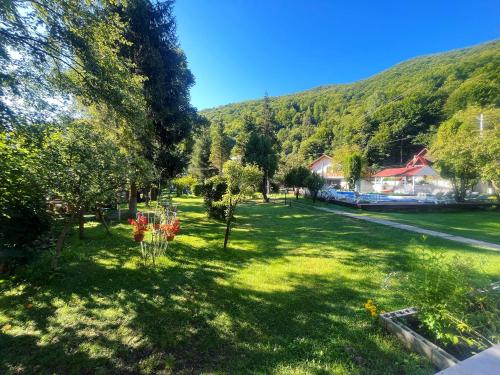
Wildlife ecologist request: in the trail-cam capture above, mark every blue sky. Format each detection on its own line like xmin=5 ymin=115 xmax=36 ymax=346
xmin=174 ymin=0 xmax=499 ymax=110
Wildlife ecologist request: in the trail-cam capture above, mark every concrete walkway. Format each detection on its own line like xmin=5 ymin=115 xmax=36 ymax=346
xmin=309 ymin=205 xmax=500 ymax=251
xmin=434 ymin=344 xmax=500 ymax=374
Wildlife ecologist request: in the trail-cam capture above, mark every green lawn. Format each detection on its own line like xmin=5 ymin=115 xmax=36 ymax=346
xmin=295 ymin=196 xmax=500 ymax=245
xmin=1 ymin=197 xmax=499 ymax=374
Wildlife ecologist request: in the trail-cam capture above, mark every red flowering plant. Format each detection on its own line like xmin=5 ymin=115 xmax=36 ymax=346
xmin=128 ymin=213 xmax=149 ymax=242
xmin=160 ymin=219 xmax=180 ymax=241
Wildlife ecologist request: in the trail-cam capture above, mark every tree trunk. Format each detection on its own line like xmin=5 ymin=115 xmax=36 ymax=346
xmin=223 ymin=202 xmax=234 ymax=250
xmin=52 ymin=213 xmax=75 ymax=269
xmin=78 ymin=209 xmax=85 ymax=240
xmin=262 ymin=177 xmax=269 ymax=202
xmin=295 ymin=187 xmax=299 ymax=200
xmin=150 ymin=186 xmax=157 ymax=202
xmin=144 ymin=186 xmax=151 ymax=207
xmin=129 ymin=181 xmax=137 ymax=217
xmin=98 ymin=207 xmax=111 ymax=236
xmin=223 ymin=218 xmax=231 ymax=250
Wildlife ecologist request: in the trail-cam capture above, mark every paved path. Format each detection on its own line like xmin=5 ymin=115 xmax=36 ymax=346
xmin=307 ymin=205 xmax=500 ymax=251
xmin=435 ymin=344 xmax=500 ymax=375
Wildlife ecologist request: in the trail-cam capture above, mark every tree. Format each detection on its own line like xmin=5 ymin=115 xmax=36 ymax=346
xmin=117 ymin=0 xmax=195 ymax=177
xmin=343 ymin=152 xmax=363 ymax=191
xmin=209 ymin=120 xmax=231 ymax=174
xmin=0 ymin=131 xmax=50 ymax=249
xmin=243 ymin=132 xmax=278 ymax=202
xmin=41 ymin=121 xmax=127 ymax=267
xmin=260 ymin=92 xmax=276 ymax=138
xmin=1 ymin=0 xmax=145 ymax=127
xmin=305 ymin=173 xmax=325 ymax=202
xmin=472 ymin=108 xmax=500 ymax=200
xmin=283 ymin=166 xmax=311 ymax=199
xmin=190 ymin=131 xmax=213 ymax=180
xmin=431 ymin=114 xmax=481 ymax=201
xmin=114 ymin=0 xmax=196 ymax=214
xmin=217 ymin=161 xmax=262 ymax=250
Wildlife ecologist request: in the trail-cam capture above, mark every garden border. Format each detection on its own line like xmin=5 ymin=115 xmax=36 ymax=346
xmin=379 ymin=308 xmax=459 ymax=370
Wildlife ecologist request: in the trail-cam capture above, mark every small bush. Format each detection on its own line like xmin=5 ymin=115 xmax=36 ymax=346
xmin=191 ymin=182 xmax=204 ymax=197
xmin=203 ymin=176 xmax=227 ymax=220
xmin=172 ymin=175 xmax=197 ymax=196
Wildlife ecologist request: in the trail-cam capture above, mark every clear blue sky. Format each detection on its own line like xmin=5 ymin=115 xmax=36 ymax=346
xmin=174 ymin=0 xmax=499 ymax=110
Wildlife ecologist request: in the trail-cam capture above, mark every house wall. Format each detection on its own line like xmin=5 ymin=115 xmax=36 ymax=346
xmin=311 ymin=158 xmax=332 ymax=177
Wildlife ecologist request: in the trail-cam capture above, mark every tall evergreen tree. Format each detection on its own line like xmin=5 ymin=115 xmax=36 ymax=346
xmin=243 ymin=132 xmax=278 ymax=202
xmin=117 ymin=0 xmax=195 ymax=212
xmin=190 ymin=131 xmax=213 ymax=180
xmin=209 ymin=120 xmax=231 ymax=174
xmin=260 ymin=91 xmax=275 ymax=138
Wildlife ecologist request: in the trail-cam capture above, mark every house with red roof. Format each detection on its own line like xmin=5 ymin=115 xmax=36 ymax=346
xmin=372 ymin=149 xmax=451 ymax=194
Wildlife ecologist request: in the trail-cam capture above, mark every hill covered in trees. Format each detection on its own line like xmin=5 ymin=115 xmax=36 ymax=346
xmin=200 ymin=40 xmax=499 ymax=169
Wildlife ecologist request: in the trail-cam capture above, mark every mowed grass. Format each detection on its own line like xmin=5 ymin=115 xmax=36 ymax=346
xmin=1 ymin=197 xmax=499 ymax=374
xmin=297 ymin=196 xmax=500 ymax=245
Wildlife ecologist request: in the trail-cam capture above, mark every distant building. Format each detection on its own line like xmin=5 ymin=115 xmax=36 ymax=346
xmin=309 ymin=154 xmax=372 ymax=192
xmin=309 ymin=154 xmax=345 ymax=188
xmin=372 ymin=149 xmax=451 ymax=194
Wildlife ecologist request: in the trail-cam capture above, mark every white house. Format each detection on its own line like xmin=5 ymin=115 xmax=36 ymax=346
xmin=309 ymin=154 xmax=373 ymax=192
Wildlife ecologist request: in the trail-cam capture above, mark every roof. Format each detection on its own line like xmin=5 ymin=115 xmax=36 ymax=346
xmin=374 ymin=149 xmax=438 ymax=178
xmin=309 ymin=154 xmax=332 ymax=168
xmin=373 ymin=165 xmax=438 ymax=178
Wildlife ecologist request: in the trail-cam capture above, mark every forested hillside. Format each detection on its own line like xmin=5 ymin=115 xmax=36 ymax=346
xmin=201 ymin=41 xmax=499 ymax=168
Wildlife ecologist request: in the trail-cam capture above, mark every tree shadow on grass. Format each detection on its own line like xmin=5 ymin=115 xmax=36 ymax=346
xmin=0 ymin=200 xmax=448 ymax=374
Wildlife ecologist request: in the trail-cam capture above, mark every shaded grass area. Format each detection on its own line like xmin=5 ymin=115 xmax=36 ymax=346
xmin=294 ymin=196 xmax=500 ymax=245
xmin=1 ymin=197 xmax=499 ymax=374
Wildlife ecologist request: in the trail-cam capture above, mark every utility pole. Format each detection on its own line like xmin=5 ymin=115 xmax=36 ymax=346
xmin=479 ymin=113 xmax=484 ymax=136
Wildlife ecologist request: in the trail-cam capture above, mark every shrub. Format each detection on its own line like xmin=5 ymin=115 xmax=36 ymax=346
xmin=172 ymin=175 xmax=197 ymax=196
xmin=203 ymin=176 xmax=227 ymax=220
xmin=191 ymin=182 xmax=204 ymax=197
xmin=395 ymin=247 xmax=498 ymax=353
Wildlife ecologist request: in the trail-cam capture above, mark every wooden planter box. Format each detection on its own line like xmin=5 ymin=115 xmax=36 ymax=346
xmin=379 ymin=307 xmax=459 ymax=370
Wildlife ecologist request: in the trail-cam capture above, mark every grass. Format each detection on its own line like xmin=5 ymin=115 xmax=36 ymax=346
xmin=295 ymin=196 xmax=500 ymax=244
xmin=1 ymin=197 xmax=499 ymax=374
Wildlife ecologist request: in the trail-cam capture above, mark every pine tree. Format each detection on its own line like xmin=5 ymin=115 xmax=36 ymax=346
xmin=243 ymin=132 xmax=278 ymax=202
xmin=190 ymin=131 xmax=213 ymax=181
xmin=210 ymin=120 xmax=231 ymax=174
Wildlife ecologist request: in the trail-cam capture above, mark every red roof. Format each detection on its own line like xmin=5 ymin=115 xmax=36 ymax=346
xmin=374 ymin=149 xmax=434 ymax=178
xmin=374 ymin=167 xmax=425 ymax=177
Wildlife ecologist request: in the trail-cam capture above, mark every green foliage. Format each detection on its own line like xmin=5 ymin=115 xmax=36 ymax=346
xmin=431 ymin=110 xmax=481 ymax=201
xmin=304 ymin=173 xmax=325 ymax=202
xmin=243 ymin=132 xmax=278 ymax=200
xmin=189 ymin=129 xmax=214 ymax=181
xmin=217 ymin=161 xmax=262 ymax=249
xmin=283 ymin=166 xmax=311 ymax=189
xmin=343 ymin=152 xmax=363 ymax=191
xmin=117 ymin=0 xmax=195 ymax=177
xmin=40 ymin=121 xmax=127 ymax=217
xmin=0 ymin=132 xmax=50 ymax=247
xmin=172 ymin=175 xmax=197 ymax=196
xmin=191 ymin=182 xmax=204 ymax=197
xmin=475 ymin=109 xmax=500 ymax=199
xmin=396 ymin=247 xmax=498 ymax=352
xmin=209 ymin=120 xmax=232 ymax=174
xmin=0 ymin=0 xmax=146 ymax=127
xmin=202 ymin=41 xmax=500 ymax=167
xmin=203 ymin=175 xmax=227 ymax=220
